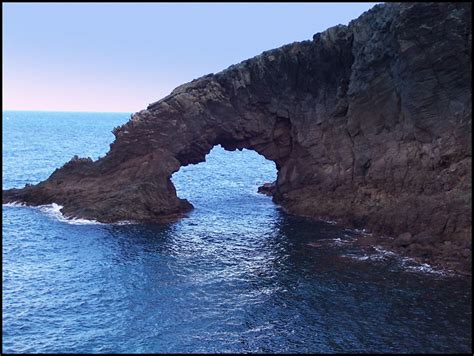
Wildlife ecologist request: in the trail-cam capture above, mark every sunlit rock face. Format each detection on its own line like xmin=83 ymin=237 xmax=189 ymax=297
xmin=3 ymin=3 xmax=471 ymax=272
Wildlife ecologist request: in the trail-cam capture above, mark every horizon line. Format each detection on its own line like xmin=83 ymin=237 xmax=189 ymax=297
xmin=3 ymin=109 xmax=134 ymax=114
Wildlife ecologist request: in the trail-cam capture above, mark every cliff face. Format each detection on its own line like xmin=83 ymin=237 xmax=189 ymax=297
xmin=3 ymin=3 xmax=472 ymax=272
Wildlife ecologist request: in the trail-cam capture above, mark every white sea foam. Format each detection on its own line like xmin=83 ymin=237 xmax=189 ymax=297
xmin=374 ymin=245 xmax=397 ymax=257
xmin=3 ymin=201 xmax=27 ymax=207
xmin=403 ymin=263 xmax=445 ymax=274
xmin=342 ymin=243 xmax=453 ymax=276
xmin=113 ymin=220 xmax=136 ymax=225
xmin=343 ymin=251 xmax=389 ymax=262
xmin=39 ymin=203 xmax=104 ymax=225
xmin=312 ymin=237 xmax=353 ymax=247
xmin=346 ymin=246 xmax=395 ymax=262
xmin=398 ymin=257 xmax=452 ymax=276
xmin=4 ymin=201 xmax=137 ymax=225
xmin=4 ymin=202 xmax=102 ymax=225
xmin=330 ymin=237 xmax=352 ymax=246
xmin=360 ymin=246 xmax=396 ymax=261
xmin=374 ymin=246 xmax=453 ymax=275
xmin=353 ymin=228 xmax=372 ymax=236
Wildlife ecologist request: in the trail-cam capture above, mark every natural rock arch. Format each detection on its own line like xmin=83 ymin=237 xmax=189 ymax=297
xmin=3 ymin=3 xmax=472 ymax=271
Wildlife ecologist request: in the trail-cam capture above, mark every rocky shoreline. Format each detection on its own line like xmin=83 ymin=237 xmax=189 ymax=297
xmin=3 ymin=3 xmax=472 ymax=275
xmin=354 ymin=233 xmax=471 ymax=276
xmin=258 ymin=185 xmax=472 ymax=276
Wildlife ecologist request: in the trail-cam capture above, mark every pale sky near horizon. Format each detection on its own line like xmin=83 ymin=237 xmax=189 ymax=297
xmin=3 ymin=2 xmax=378 ymax=113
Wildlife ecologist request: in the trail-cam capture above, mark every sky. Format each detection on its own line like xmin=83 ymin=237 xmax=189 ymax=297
xmin=3 ymin=3 xmax=378 ymax=113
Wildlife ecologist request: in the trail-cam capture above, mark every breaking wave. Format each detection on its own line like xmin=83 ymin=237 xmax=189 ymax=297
xmin=3 ymin=202 xmax=134 ymax=225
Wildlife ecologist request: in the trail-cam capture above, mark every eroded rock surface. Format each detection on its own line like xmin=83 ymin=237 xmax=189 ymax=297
xmin=3 ymin=3 xmax=472 ymax=273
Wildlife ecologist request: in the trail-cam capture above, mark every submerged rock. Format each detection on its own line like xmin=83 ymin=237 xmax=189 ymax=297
xmin=3 ymin=3 xmax=472 ymax=273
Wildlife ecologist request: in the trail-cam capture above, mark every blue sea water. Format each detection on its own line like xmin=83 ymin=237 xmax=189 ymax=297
xmin=2 ymin=111 xmax=472 ymax=353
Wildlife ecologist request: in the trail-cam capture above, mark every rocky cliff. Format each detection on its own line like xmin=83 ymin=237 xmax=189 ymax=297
xmin=3 ymin=3 xmax=472 ymax=273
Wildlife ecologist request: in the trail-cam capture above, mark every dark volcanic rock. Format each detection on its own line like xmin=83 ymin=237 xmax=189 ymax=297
xmin=258 ymin=182 xmax=276 ymax=196
xmin=394 ymin=232 xmax=413 ymax=247
xmin=3 ymin=3 xmax=472 ymax=273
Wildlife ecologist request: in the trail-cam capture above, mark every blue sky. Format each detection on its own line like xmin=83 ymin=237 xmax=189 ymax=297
xmin=3 ymin=3 xmax=378 ymax=112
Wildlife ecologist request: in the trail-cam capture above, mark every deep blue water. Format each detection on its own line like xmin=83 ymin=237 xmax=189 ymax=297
xmin=2 ymin=111 xmax=472 ymax=353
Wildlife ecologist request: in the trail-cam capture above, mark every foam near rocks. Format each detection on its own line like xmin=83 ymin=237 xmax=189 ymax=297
xmin=37 ymin=203 xmax=102 ymax=225
xmin=398 ymin=257 xmax=454 ymax=276
xmin=3 ymin=202 xmax=135 ymax=225
xmin=342 ymin=244 xmax=453 ymax=276
xmin=3 ymin=201 xmax=27 ymax=207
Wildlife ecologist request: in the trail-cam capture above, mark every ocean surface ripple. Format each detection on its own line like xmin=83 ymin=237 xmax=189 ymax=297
xmin=2 ymin=111 xmax=472 ymax=353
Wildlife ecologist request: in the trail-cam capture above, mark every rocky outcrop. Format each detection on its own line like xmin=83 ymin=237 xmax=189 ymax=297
xmin=3 ymin=3 xmax=472 ymax=273
xmin=258 ymin=182 xmax=276 ymax=196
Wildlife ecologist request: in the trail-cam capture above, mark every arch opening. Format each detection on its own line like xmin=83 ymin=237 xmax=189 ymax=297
xmin=171 ymin=145 xmax=277 ymax=214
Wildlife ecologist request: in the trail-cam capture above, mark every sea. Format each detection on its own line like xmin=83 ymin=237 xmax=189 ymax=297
xmin=2 ymin=111 xmax=472 ymax=353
